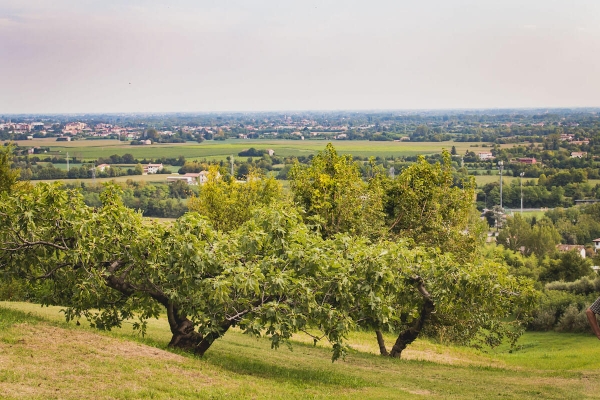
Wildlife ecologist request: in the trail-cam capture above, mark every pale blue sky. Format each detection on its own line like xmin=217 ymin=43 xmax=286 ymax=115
xmin=1 ymin=0 xmax=599 ymax=113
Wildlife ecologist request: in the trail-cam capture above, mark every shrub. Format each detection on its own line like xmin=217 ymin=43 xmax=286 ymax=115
xmin=530 ymin=308 xmax=557 ymax=331
xmin=0 ymin=278 xmax=31 ymax=301
xmin=556 ymin=304 xmax=590 ymax=333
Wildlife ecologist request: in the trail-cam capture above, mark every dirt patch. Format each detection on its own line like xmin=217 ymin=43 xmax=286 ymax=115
xmin=0 ymin=323 xmax=215 ymax=399
xmin=11 ymin=323 xmax=184 ymax=362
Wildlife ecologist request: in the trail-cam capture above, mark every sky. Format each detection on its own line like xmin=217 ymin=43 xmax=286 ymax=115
xmin=1 ymin=0 xmax=600 ymax=113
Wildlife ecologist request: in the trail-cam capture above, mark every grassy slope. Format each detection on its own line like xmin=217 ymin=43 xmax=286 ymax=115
xmin=1 ymin=302 xmax=600 ymax=399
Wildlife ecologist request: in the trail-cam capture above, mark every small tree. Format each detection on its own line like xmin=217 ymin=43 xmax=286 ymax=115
xmin=383 ymin=151 xmax=482 ymax=258
xmin=288 ymin=143 xmax=385 ymax=239
xmin=0 ymin=144 xmax=20 ymax=194
xmin=187 ymin=166 xmax=282 ymax=232
xmin=0 ymin=183 xmax=353 ymax=359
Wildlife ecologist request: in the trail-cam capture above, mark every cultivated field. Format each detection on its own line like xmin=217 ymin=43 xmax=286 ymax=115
xmin=1 ymin=302 xmax=599 ymax=399
xmin=7 ymin=138 xmax=505 ymax=161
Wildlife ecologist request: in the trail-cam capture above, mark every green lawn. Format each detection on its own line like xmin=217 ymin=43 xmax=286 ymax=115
xmin=1 ymin=302 xmax=600 ymax=399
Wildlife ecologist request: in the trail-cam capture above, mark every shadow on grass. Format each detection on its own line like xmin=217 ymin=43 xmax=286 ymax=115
xmin=0 ymin=306 xmax=46 ymax=329
xmin=205 ymin=352 xmax=370 ymax=389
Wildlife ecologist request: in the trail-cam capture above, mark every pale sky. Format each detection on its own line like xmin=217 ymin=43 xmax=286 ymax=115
xmin=1 ymin=0 xmax=599 ymax=113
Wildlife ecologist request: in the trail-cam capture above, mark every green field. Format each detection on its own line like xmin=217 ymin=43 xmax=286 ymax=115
xmin=1 ymin=302 xmax=599 ymax=399
xmin=8 ymin=138 xmax=500 ymax=161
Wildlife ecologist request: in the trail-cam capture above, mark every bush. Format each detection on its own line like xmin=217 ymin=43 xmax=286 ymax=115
xmin=556 ymin=304 xmax=590 ymax=333
xmin=529 ymin=289 xmax=598 ymax=332
xmin=546 ymin=276 xmax=600 ymax=296
xmin=0 ymin=278 xmax=30 ymax=301
xmin=530 ymin=308 xmax=557 ymax=331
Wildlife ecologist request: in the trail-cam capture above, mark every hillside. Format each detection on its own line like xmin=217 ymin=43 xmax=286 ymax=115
xmin=1 ymin=302 xmax=600 ymax=399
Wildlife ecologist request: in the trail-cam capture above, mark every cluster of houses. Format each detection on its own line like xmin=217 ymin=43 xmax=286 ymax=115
xmin=555 ymin=239 xmax=600 ymax=260
xmin=166 ymin=171 xmax=212 ymax=185
xmin=560 ymin=133 xmax=590 ymax=145
xmin=477 ymin=152 xmax=538 ymax=165
xmin=95 ymin=162 xmax=214 ymax=186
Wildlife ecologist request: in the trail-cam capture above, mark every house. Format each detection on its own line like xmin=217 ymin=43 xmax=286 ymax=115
xmin=593 ymin=238 xmax=600 ymax=253
xmin=571 ymin=152 xmax=587 ymax=158
xmin=96 ymin=164 xmax=111 ymax=172
xmin=478 ymin=152 xmax=494 ymax=160
xmin=167 ymin=171 xmax=219 ymax=185
xmin=144 ymin=163 xmax=163 ymax=174
xmin=167 ymin=175 xmax=197 ymax=185
xmin=266 ymin=149 xmax=275 ymax=156
xmin=556 ymin=244 xmax=586 ymax=259
xmin=56 ymin=136 xmax=71 ymax=142
xmin=516 ymin=157 xmax=536 ymax=165
xmin=143 ymin=139 xmax=152 ymax=145
xmin=197 ymin=170 xmax=220 ymax=184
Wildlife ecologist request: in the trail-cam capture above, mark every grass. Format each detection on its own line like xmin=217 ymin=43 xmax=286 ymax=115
xmin=2 ymin=302 xmax=600 ymax=399
xmin=474 ymin=175 xmax=522 ymax=186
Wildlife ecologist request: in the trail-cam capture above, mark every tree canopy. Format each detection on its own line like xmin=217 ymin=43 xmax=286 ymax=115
xmin=0 ymin=143 xmax=537 ymax=360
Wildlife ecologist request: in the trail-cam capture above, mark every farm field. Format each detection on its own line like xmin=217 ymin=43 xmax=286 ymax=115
xmin=1 ymin=301 xmax=599 ymax=399
xmin=6 ymin=138 xmax=508 ymax=161
xmin=33 ymin=173 xmax=172 ymax=185
xmin=474 ymin=175 xmax=523 ymax=185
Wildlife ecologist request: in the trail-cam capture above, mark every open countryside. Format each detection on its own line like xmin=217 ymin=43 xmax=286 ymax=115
xmin=6 ymin=137 xmax=513 ymax=161
xmin=3 ymin=0 xmax=600 ymax=398
xmin=3 ymin=109 xmax=600 ymax=400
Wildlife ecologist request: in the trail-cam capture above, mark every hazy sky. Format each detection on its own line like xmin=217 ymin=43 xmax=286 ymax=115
xmin=1 ymin=0 xmax=599 ymax=113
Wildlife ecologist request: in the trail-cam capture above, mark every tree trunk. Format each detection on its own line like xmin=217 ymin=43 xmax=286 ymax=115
xmin=389 ymin=276 xmax=435 ymax=358
xmin=165 ymin=302 xmax=231 ymax=356
xmin=375 ymin=330 xmax=389 ymax=356
xmin=103 ymin=264 xmax=229 ymax=356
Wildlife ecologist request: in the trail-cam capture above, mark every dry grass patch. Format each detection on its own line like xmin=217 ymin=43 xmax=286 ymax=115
xmin=0 ymin=323 xmax=220 ymax=400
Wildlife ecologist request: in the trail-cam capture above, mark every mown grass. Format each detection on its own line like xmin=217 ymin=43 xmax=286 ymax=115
xmin=1 ymin=302 xmax=600 ymax=399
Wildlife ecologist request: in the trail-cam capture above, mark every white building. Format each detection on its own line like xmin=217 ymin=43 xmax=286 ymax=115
xmin=144 ymin=163 xmax=163 ymax=174
xmin=167 ymin=176 xmax=197 ymax=185
xmin=478 ymin=152 xmax=494 ymax=160
xmin=593 ymin=238 xmax=600 ymax=253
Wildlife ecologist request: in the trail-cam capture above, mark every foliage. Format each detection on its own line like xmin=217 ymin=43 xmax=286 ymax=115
xmin=340 ymin=240 xmax=537 ymax=354
xmin=187 ymin=166 xmax=282 ymax=232
xmin=497 ymin=214 xmax=562 ymax=257
xmin=0 ymin=176 xmax=536 ymax=360
xmin=238 ymin=147 xmax=268 ymax=157
xmin=546 ymin=276 xmax=600 ymax=296
xmin=0 ymin=144 xmax=20 ymax=194
xmin=0 ymin=182 xmax=354 ymax=359
xmin=539 ymin=251 xmax=593 ymax=282
xmin=288 ymin=143 xmax=385 ymax=239
xmin=382 ymin=150 xmax=481 ymax=258
xmin=529 ymin=289 xmax=596 ymax=332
